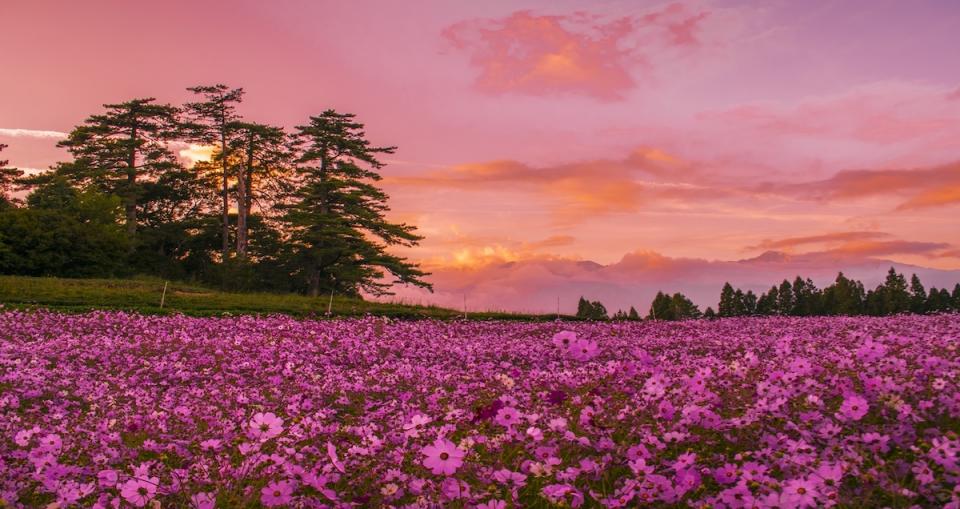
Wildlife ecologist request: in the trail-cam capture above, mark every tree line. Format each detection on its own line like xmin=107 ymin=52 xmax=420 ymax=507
xmin=576 ymin=267 xmax=960 ymax=321
xmin=0 ymin=86 xmax=431 ymax=297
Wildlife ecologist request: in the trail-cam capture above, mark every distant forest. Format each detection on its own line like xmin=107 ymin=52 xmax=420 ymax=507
xmin=0 ymin=85 xmax=431 ymax=297
xmin=578 ymin=267 xmax=960 ymax=320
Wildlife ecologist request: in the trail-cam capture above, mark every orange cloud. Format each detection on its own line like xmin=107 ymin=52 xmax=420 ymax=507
xmin=767 ymin=161 xmax=960 ymax=210
xmin=385 ymin=147 xmax=702 ymax=220
xmin=443 ymin=5 xmax=710 ymax=100
xmin=822 ymin=240 xmax=953 ymax=258
xmin=748 ymin=231 xmax=891 ymax=251
xmin=897 ymin=185 xmax=960 ymax=210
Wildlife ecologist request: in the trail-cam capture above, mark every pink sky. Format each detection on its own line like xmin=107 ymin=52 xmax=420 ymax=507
xmin=3 ymin=0 xmax=960 ymax=312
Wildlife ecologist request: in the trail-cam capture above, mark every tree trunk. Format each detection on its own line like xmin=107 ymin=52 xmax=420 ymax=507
xmin=125 ymin=122 xmax=139 ymax=238
xmin=308 ymin=270 xmax=321 ymax=297
xmin=236 ymin=134 xmax=253 ymax=258
xmin=220 ymin=131 xmax=230 ymax=261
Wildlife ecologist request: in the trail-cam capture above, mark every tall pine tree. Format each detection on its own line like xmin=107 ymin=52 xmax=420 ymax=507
xmin=55 ymin=98 xmax=181 ymax=238
xmin=184 ymin=84 xmax=245 ymax=261
xmin=283 ymin=110 xmax=429 ymax=297
xmin=227 ymin=122 xmax=291 ymax=258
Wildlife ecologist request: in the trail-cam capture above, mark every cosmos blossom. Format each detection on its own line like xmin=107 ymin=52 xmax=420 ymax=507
xmin=119 ymin=477 xmax=158 ymax=507
xmin=248 ymin=412 xmax=284 ymax=441
xmin=260 ymin=480 xmax=295 ymax=507
xmin=837 ymin=394 xmax=869 ymax=421
xmin=1 ymin=311 xmax=959 ymax=507
xmin=422 ymin=438 xmax=465 ymax=475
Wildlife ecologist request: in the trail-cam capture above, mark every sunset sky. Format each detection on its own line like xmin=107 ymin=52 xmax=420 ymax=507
xmin=3 ymin=0 xmax=960 ymax=312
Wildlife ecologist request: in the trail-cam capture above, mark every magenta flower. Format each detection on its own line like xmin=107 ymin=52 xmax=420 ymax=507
xmin=568 ymin=338 xmax=599 ymax=361
xmin=191 ymin=492 xmax=216 ymax=509
xmin=552 ymin=331 xmax=577 ymax=348
xmin=97 ymin=469 xmax=119 ymax=488
xmin=261 ymin=480 xmax=295 ymax=507
xmin=837 ymin=394 xmax=869 ymax=421
xmin=119 ymin=477 xmax=158 ymax=507
xmin=248 ymin=412 xmax=284 ymax=441
xmin=422 ymin=437 xmax=465 ymax=475
xmin=781 ymin=478 xmax=819 ymax=508
xmin=494 ymin=406 xmax=521 ymax=428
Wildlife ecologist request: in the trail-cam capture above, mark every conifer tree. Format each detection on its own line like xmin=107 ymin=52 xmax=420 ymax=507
xmin=227 ymin=122 xmax=290 ymax=258
xmin=909 ymin=274 xmax=927 ymax=314
xmin=718 ymin=282 xmax=735 ymax=317
xmin=777 ymin=279 xmax=794 ymax=315
xmin=184 ymin=84 xmax=245 ymax=260
xmin=628 ymin=306 xmax=640 ymax=320
xmin=0 ymin=144 xmax=23 ymax=207
xmin=55 ymin=98 xmax=181 ymax=237
xmin=743 ymin=290 xmax=758 ymax=316
xmin=882 ymin=267 xmax=910 ymax=315
xmin=282 ymin=110 xmax=429 ymax=297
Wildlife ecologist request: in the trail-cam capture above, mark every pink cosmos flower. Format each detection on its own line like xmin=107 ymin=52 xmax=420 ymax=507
xmin=39 ymin=433 xmax=62 ymax=453
xmin=494 ymin=406 xmax=521 ymax=428
xmin=261 ymin=480 xmax=295 ymax=507
xmin=248 ymin=412 xmax=284 ymax=441
xmin=552 ymin=331 xmax=577 ymax=348
xmin=191 ymin=492 xmax=216 ymax=509
xmin=421 ymin=437 xmax=465 ymax=475
xmin=568 ymin=338 xmax=599 ymax=361
xmin=119 ymin=477 xmax=158 ymax=507
xmin=477 ymin=500 xmax=507 ymax=509
xmin=327 ymin=441 xmax=346 ymax=473
xmin=97 ymin=469 xmax=118 ymax=488
xmin=403 ymin=413 xmax=431 ymax=438
xmin=837 ymin=394 xmax=869 ymax=421
xmin=526 ymin=426 xmax=544 ymax=441
xmin=781 ymin=478 xmax=818 ymax=508
xmin=199 ymin=439 xmax=221 ymax=451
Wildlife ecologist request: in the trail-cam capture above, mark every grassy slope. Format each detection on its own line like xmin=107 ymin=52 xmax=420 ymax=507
xmin=0 ymin=275 xmax=560 ymax=320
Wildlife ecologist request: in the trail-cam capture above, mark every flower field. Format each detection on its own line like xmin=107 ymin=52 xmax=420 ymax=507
xmin=1 ymin=311 xmax=959 ymax=508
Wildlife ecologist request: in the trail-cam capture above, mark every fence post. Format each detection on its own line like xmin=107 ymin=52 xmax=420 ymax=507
xmin=160 ymin=281 xmax=168 ymax=309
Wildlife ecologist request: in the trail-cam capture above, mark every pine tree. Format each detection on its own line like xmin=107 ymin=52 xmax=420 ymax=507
xmin=703 ymin=307 xmax=717 ymax=319
xmin=577 ymin=297 xmax=592 ymax=319
xmin=54 ymin=98 xmax=181 ymax=237
xmin=628 ymin=306 xmax=640 ymax=321
xmin=282 ymin=110 xmax=429 ymax=297
xmin=718 ymin=282 xmax=735 ymax=317
xmin=743 ymin=290 xmax=758 ymax=316
xmin=731 ymin=288 xmax=747 ymax=316
xmin=671 ymin=292 xmax=702 ymax=320
xmin=909 ymin=274 xmax=927 ymax=314
xmin=227 ymin=122 xmax=290 ymax=258
xmin=757 ymin=285 xmax=778 ymax=315
xmin=882 ymin=267 xmax=910 ymax=315
xmin=590 ymin=300 xmax=609 ymax=320
xmin=648 ymin=291 xmax=673 ymax=320
xmin=0 ymin=144 xmax=23 ymax=207
xmin=184 ymin=84 xmax=245 ymax=260
xmin=952 ymin=284 xmax=960 ymax=312
xmin=777 ymin=279 xmax=794 ymax=315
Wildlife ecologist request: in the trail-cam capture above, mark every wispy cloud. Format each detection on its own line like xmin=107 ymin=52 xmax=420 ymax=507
xmin=748 ymin=231 xmax=891 ymax=251
xmin=0 ymin=128 xmax=67 ymax=139
xmin=760 ymin=161 xmax=960 ymax=210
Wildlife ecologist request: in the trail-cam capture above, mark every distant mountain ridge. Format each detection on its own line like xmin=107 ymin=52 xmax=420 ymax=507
xmin=391 ymin=250 xmax=960 ymax=314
